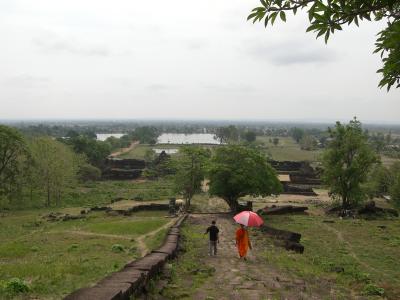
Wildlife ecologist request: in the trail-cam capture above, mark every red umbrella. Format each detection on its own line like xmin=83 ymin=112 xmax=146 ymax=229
xmin=233 ymin=211 xmax=264 ymax=227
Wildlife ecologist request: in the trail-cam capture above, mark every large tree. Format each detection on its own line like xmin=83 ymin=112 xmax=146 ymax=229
xmin=173 ymin=146 xmax=211 ymax=209
xmin=0 ymin=125 xmax=27 ymax=199
xmin=322 ymin=118 xmax=378 ymax=209
xmin=248 ymin=0 xmax=400 ymax=90
xmin=29 ymin=137 xmax=80 ymax=206
xmin=208 ymin=145 xmax=282 ymax=212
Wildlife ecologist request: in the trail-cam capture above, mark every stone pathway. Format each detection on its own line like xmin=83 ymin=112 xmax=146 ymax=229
xmin=146 ymin=214 xmax=335 ymax=300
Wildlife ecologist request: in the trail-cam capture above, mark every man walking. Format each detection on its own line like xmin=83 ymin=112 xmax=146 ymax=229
xmin=205 ymin=220 xmax=219 ymax=256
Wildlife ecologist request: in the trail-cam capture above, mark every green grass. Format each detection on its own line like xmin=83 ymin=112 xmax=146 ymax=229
xmin=83 ymin=219 xmax=168 ymax=236
xmin=256 ymin=136 xmax=322 ymax=162
xmin=118 ymin=144 xmax=152 ymax=159
xmin=258 ymin=214 xmax=400 ymax=299
xmin=0 ymin=209 xmax=169 ymax=299
xmin=145 ymin=228 xmax=169 ymax=251
xmin=147 ymin=224 xmax=215 ymax=298
xmin=2 ymin=177 xmax=175 ymax=210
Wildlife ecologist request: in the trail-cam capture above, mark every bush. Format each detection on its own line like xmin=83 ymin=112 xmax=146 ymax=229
xmin=363 ymin=284 xmax=385 ymax=296
xmin=78 ymin=164 xmax=101 ymax=182
xmin=3 ymin=278 xmax=30 ymax=295
xmin=111 ymin=244 xmax=125 ymax=253
xmin=68 ymin=244 xmax=79 ymax=251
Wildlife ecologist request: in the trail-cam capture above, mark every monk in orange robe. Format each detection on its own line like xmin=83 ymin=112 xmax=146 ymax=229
xmin=235 ymin=224 xmax=252 ymax=259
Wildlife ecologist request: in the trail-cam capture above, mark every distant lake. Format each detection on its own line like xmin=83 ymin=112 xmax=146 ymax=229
xmin=153 ymin=148 xmax=179 ymax=154
xmin=96 ymin=133 xmax=125 ymax=141
xmin=157 ymin=133 xmax=220 ymax=144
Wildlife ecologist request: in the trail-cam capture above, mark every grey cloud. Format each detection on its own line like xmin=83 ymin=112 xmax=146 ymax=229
xmin=245 ymin=40 xmax=335 ymax=65
xmin=146 ymin=84 xmax=170 ymax=92
xmin=3 ymin=74 xmax=50 ymax=88
xmin=204 ymin=83 xmax=257 ymax=93
xmin=184 ymin=39 xmax=207 ymax=50
xmin=32 ymin=36 xmax=111 ymax=57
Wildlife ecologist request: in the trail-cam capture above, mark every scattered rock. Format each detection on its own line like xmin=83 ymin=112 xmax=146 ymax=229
xmin=110 ymin=197 xmax=124 ymax=203
xmin=330 ymin=266 xmax=344 ymax=273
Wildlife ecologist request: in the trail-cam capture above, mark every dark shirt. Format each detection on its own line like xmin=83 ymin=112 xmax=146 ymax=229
xmin=206 ymin=225 xmax=219 ymax=241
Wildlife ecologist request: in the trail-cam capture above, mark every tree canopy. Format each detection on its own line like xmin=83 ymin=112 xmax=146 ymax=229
xmin=322 ymin=118 xmax=378 ymax=208
xmin=208 ymin=145 xmax=282 ymax=211
xmin=173 ymin=146 xmax=211 ymax=208
xmin=0 ymin=125 xmax=27 ymax=199
xmin=248 ymin=0 xmax=400 ymax=90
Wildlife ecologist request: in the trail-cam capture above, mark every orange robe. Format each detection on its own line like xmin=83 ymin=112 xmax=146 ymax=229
xmin=236 ymin=228 xmax=251 ymax=257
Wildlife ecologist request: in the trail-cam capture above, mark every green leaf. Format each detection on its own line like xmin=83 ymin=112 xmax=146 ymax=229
xmin=270 ymin=12 xmax=278 ymax=25
xmin=260 ymin=0 xmax=268 ymax=8
xmin=264 ymin=15 xmax=270 ymax=27
xmin=306 ymin=24 xmax=321 ymax=32
xmin=280 ymin=11 xmax=286 ymax=22
xmin=325 ymin=30 xmax=330 ymax=43
xmin=247 ymin=12 xmax=258 ymax=21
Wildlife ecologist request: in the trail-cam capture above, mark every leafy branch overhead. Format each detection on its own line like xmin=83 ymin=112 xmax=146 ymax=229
xmin=248 ymin=0 xmax=400 ymax=90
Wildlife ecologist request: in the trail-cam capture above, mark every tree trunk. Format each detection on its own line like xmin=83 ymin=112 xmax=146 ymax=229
xmin=225 ymin=197 xmax=239 ymax=212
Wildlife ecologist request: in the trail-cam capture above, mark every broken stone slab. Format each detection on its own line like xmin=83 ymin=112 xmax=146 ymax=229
xmin=165 ymin=234 xmax=179 ymax=244
xmin=260 ymin=225 xmax=301 ymax=243
xmin=258 ymin=205 xmax=308 ymax=215
xmin=125 ymin=253 xmax=169 ymax=277
xmin=153 ymin=243 xmax=178 ymax=258
xmin=358 ymin=201 xmax=399 ymax=217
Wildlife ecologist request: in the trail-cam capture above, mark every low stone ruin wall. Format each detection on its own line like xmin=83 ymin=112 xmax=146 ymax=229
xmin=259 ymin=225 xmax=304 ymax=254
xmin=64 ymin=214 xmax=187 ymax=300
xmin=268 ymin=160 xmax=303 ymax=172
xmin=107 ymin=203 xmax=171 ymax=216
xmin=102 ymin=168 xmax=142 ymax=180
xmin=258 ymin=205 xmax=308 ymax=215
xmin=102 ymin=158 xmax=146 ymax=180
xmin=289 ymin=174 xmax=321 ymax=185
xmin=281 ymin=183 xmax=317 ymax=196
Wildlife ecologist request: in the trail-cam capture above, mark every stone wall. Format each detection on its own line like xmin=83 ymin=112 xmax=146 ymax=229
xmin=102 ymin=158 xmax=146 ymax=180
xmin=64 ymin=214 xmax=187 ymax=300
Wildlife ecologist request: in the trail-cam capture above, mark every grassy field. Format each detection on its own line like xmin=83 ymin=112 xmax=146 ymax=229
xmin=256 ymin=136 xmax=322 ymax=162
xmin=259 ymin=214 xmax=400 ymax=298
xmin=0 ymin=209 xmax=170 ymax=299
xmin=3 ymin=177 xmax=175 ymax=210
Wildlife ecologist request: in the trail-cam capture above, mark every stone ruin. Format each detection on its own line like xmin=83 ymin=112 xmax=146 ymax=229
xmin=269 ymin=160 xmax=321 ymax=195
xmin=102 ymin=158 xmax=146 ymax=180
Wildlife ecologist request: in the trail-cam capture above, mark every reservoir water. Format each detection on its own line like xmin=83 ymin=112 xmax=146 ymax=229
xmin=157 ymin=133 xmax=220 ymax=144
xmin=96 ymin=133 xmax=125 ymax=141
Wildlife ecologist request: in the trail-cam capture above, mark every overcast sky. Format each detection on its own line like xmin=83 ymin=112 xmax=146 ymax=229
xmin=1 ymin=0 xmax=399 ymax=123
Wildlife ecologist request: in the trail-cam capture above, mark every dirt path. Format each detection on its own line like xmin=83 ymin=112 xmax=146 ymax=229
xmin=148 ymin=214 xmax=336 ymax=300
xmin=109 ymin=141 xmax=139 ymax=157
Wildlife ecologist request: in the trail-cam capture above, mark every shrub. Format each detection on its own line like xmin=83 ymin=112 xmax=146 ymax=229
xmin=111 ymin=244 xmax=124 ymax=253
xmin=363 ymin=284 xmax=385 ymax=296
xmin=68 ymin=244 xmax=79 ymax=251
xmin=4 ymin=278 xmax=30 ymax=295
xmin=78 ymin=164 xmax=101 ymax=182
